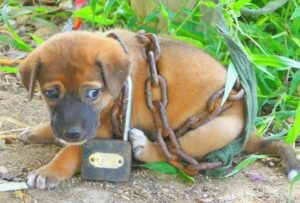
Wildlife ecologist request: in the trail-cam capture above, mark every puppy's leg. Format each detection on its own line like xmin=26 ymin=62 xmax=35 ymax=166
xmin=245 ymin=134 xmax=300 ymax=181
xmin=130 ymin=102 xmax=244 ymax=162
xmin=129 ymin=128 xmax=165 ymax=162
xmin=27 ymin=145 xmax=82 ymax=189
xmin=19 ymin=124 xmax=55 ymax=144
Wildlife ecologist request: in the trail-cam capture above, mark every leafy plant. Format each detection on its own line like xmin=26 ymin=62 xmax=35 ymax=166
xmin=288 ymin=172 xmax=300 ymax=203
xmin=139 ymin=161 xmax=195 ymax=184
xmin=225 ymin=154 xmax=268 ymax=177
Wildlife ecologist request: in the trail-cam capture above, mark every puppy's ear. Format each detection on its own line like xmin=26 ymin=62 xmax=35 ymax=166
xmin=19 ymin=56 xmax=41 ymax=101
xmin=97 ymin=54 xmax=131 ymax=98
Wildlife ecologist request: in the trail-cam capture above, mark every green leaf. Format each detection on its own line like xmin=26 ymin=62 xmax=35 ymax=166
xmin=233 ymin=0 xmax=251 ymax=11
xmin=0 ymin=66 xmax=18 ymax=73
xmin=290 ymin=7 xmax=300 ymax=20
xmin=225 ymin=154 xmax=268 ymax=177
xmin=288 ymin=172 xmax=300 ymax=203
xmin=139 ymin=162 xmax=178 ymax=175
xmin=1 ymin=4 xmax=33 ymax=52
xmin=251 ymin=54 xmax=300 ymax=69
xmin=172 ymin=35 xmax=203 ymax=48
xmin=285 ymin=100 xmax=300 ymax=144
xmin=104 ymin=0 xmax=116 ymax=17
xmin=221 ymin=61 xmax=238 ymax=106
xmin=89 ymin=0 xmax=99 ymax=14
xmin=201 ymin=1 xmax=217 ymax=8
xmin=29 ymin=34 xmax=44 ymax=45
xmin=291 ymin=37 xmax=300 ymax=48
xmin=178 ymin=170 xmax=195 ymax=184
xmin=291 ymin=172 xmax=300 ymax=184
xmin=139 ymin=162 xmax=195 ymax=183
xmin=289 ymin=71 xmax=300 ymax=95
xmin=73 ymin=6 xmax=115 ymax=25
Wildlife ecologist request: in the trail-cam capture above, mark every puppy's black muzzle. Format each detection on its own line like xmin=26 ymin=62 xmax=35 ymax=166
xmin=50 ymin=97 xmax=99 ymax=143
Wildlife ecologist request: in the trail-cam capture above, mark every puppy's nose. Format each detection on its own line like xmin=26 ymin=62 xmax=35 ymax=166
xmin=64 ymin=126 xmax=81 ymax=140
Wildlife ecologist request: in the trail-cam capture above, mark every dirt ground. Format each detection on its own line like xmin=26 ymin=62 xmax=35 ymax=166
xmin=0 ymin=70 xmax=299 ymax=203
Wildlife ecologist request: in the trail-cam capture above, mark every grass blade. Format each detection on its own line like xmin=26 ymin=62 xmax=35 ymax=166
xmin=0 ymin=66 xmax=18 ymax=73
xmin=221 ymin=61 xmax=238 ymax=106
xmin=29 ymin=34 xmax=44 ymax=45
xmin=139 ymin=161 xmax=178 ymax=174
xmin=285 ymin=100 xmax=300 ymax=144
xmin=225 ymin=154 xmax=268 ymax=177
xmin=288 ymin=172 xmax=300 ymax=203
xmin=1 ymin=4 xmax=33 ymax=52
xmin=251 ymin=54 xmax=300 ymax=69
xmin=139 ymin=161 xmax=195 ymax=183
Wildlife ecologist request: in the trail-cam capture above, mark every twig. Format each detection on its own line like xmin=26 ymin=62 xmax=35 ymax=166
xmin=0 ymin=128 xmax=28 ymax=135
xmin=0 ymin=59 xmax=22 ymax=66
xmin=0 ymin=182 xmax=28 ymax=192
xmin=241 ymin=0 xmax=288 ymax=17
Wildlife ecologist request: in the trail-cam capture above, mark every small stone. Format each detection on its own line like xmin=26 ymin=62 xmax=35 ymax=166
xmin=0 ymin=166 xmax=8 ymax=175
xmin=134 ymin=186 xmax=150 ymax=198
xmin=202 ymin=186 xmax=209 ymax=192
xmin=200 ymin=197 xmax=215 ymax=203
xmin=269 ymin=161 xmax=275 ymax=167
xmin=249 ymin=173 xmax=263 ymax=183
xmin=16 ymin=15 xmax=31 ymax=25
xmin=20 ymin=168 xmax=28 ymax=173
xmin=34 ymin=27 xmax=55 ymax=39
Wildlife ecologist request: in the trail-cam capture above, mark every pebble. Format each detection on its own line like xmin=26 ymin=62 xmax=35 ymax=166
xmin=200 ymin=197 xmax=215 ymax=203
xmin=16 ymin=15 xmax=31 ymax=26
xmin=134 ymin=186 xmax=150 ymax=198
xmin=0 ymin=166 xmax=8 ymax=175
xmin=202 ymin=185 xmax=209 ymax=192
xmin=269 ymin=161 xmax=275 ymax=167
xmin=34 ymin=27 xmax=55 ymax=39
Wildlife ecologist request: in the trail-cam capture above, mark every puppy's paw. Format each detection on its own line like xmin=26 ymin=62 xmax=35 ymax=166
xmin=19 ymin=125 xmax=54 ymax=144
xmin=19 ymin=128 xmax=39 ymax=144
xmin=27 ymin=166 xmax=66 ymax=190
xmin=129 ymin=128 xmax=148 ymax=160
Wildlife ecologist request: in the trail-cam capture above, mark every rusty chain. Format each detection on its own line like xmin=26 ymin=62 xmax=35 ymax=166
xmin=110 ymin=31 xmax=245 ymax=175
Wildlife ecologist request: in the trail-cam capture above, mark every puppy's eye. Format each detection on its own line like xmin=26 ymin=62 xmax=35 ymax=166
xmin=86 ymin=88 xmax=101 ymax=99
xmin=44 ymin=88 xmax=59 ymax=99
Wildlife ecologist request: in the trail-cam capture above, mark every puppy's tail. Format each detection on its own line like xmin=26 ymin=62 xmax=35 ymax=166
xmin=244 ymin=133 xmax=300 ymax=181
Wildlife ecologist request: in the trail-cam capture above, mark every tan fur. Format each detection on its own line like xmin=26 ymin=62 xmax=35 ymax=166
xmin=19 ymin=29 xmax=299 ymax=189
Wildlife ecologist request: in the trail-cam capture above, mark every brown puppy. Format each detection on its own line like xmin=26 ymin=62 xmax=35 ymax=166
xmin=19 ymin=29 xmax=300 ymax=189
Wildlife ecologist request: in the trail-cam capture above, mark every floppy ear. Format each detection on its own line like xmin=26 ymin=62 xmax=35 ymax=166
xmin=19 ymin=57 xmax=41 ymax=101
xmin=97 ymin=54 xmax=131 ymax=98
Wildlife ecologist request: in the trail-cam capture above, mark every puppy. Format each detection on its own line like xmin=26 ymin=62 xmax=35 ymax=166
xmin=19 ymin=29 xmax=300 ymax=189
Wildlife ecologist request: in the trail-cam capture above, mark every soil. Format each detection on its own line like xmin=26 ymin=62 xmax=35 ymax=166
xmin=0 ymin=69 xmax=299 ymax=203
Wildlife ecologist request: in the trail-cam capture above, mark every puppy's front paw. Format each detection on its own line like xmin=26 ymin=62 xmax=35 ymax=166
xmin=19 ymin=128 xmax=40 ymax=144
xmin=19 ymin=125 xmax=54 ymax=144
xmin=129 ymin=128 xmax=148 ymax=160
xmin=27 ymin=166 xmax=66 ymax=190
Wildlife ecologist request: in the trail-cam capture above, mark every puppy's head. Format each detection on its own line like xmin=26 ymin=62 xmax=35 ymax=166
xmin=19 ymin=31 xmax=131 ymax=144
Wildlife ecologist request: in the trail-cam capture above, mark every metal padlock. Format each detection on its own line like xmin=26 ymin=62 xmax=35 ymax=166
xmin=81 ymin=77 xmax=133 ymax=182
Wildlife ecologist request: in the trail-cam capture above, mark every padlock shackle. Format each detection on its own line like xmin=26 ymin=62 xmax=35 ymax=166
xmin=123 ymin=77 xmax=133 ymax=141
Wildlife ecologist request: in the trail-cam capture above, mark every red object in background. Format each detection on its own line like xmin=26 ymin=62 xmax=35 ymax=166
xmin=75 ymin=0 xmax=87 ymax=9
xmin=73 ymin=0 xmax=87 ymax=30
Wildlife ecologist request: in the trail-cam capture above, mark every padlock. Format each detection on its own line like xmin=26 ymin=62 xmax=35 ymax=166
xmin=81 ymin=77 xmax=133 ymax=182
